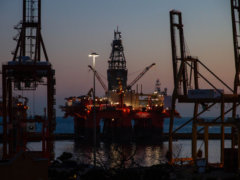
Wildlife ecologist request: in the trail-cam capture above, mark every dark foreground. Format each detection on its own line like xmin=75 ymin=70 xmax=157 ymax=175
xmin=49 ymin=163 xmax=240 ymax=180
xmin=49 ymin=153 xmax=240 ymax=180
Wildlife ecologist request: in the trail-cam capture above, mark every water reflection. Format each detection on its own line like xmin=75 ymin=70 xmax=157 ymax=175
xmin=72 ymin=141 xmax=166 ymax=168
xmin=51 ymin=139 xmax=232 ymax=166
xmin=0 ymin=139 xmax=231 ymax=166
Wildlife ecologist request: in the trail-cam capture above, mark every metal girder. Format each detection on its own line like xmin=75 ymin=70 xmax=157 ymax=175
xmin=2 ymin=0 xmax=55 ymax=161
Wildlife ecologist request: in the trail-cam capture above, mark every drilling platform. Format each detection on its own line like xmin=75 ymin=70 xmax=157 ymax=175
xmin=61 ymin=28 xmax=179 ymax=143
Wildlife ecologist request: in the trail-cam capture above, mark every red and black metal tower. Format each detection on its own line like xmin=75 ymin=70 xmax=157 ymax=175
xmin=2 ymin=0 xmax=56 ymax=160
xmin=107 ymin=28 xmax=128 ymax=91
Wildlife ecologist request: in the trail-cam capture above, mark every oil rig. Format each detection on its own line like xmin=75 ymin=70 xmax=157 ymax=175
xmin=61 ymin=28 xmax=178 ymax=142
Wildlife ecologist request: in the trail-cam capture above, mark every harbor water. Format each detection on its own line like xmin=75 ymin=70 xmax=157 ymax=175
xmin=26 ymin=139 xmax=231 ymax=167
xmin=0 ymin=117 xmax=233 ymax=167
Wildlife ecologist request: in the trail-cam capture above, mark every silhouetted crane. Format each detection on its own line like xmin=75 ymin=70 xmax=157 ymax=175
xmin=88 ymin=65 xmax=108 ymax=93
xmin=127 ymin=63 xmax=156 ymax=90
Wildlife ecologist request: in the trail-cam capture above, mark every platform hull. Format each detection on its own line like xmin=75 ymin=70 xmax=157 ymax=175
xmin=73 ymin=111 xmax=164 ymax=143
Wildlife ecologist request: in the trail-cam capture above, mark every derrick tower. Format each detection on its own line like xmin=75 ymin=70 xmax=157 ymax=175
xmin=107 ymin=28 xmax=128 ymax=91
xmin=2 ymin=0 xmax=56 ymax=160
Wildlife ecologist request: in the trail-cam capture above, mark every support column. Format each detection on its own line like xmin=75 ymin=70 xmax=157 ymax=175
xmin=7 ymin=79 xmax=13 ymax=154
xmin=238 ymin=130 xmax=240 ymax=170
xmin=221 ymin=101 xmax=225 ymax=164
xmin=204 ymin=126 xmax=208 ymax=164
xmin=232 ymin=127 xmax=236 ymax=149
xmin=192 ymin=103 xmax=198 ymax=161
xmin=168 ymin=95 xmax=176 ymax=163
xmin=47 ymin=68 xmax=54 ymax=160
xmin=2 ymin=67 xmax=7 ymax=159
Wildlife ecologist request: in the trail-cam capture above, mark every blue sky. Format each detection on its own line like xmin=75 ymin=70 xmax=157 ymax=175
xmin=0 ymin=0 xmax=235 ymax=116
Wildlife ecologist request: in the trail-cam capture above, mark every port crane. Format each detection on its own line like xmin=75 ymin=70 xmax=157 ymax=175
xmin=2 ymin=0 xmax=56 ymax=160
xmin=168 ymin=8 xmax=240 ymax=168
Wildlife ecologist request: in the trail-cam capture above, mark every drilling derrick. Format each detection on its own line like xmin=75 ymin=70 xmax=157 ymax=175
xmin=107 ymin=28 xmax=128 ymax=91
xmin=2 ymin=0 xmax=56 ymax=160
xmin=155 ymin=79 xmax=161 ymax=94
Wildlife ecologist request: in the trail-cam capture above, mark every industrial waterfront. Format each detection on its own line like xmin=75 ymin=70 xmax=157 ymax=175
xmin=1 ymin=0 xmax=240 ymax=179
xmin=4 ymin=117 xmax=232 ymax=166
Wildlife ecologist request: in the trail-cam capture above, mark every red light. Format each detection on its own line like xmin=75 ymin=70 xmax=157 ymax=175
xmin=87 ymin=110 xmax=90 ymax=114
xmin=136 ymin=112 xmax=150 ymax=118
xmin=123 ymin=109 xmax=126 ymax=113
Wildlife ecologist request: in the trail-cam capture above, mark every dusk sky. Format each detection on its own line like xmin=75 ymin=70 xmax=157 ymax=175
xmin=0 ymin=0 xmax=234 ymax=116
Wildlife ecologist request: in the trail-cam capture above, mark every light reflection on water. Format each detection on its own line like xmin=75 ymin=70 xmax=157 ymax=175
xmin=51 ymin=139 xmax=231 ymax=166
xmin=72 ymin=142 xmax=165 ymax=168
xmin=0 ymin=140 xmax=232 ymax=167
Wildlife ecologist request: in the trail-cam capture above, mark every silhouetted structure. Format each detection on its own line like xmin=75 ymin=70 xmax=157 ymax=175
xmin=2 ymin=0 xmax=56 ymax=160
xmin=107 ymin=28 xmax=128 ymax=91
xmin=61 ymin=28 xmax=177 ymax=143
xmin=168 ymin=7 xmax=240 ymax=169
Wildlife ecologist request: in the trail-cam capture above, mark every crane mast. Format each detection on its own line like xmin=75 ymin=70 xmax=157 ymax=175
xmin=170 ymin=10 xmax=188 ymax=96
xmin=231 ymin=0 xmax=240 ymax=119
xmin=12 ymin=0 xmax=49 ymax=62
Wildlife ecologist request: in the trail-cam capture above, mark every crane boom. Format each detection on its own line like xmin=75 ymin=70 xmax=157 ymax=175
xmin=88 ymin=65 xmax=108 ymax=92
xmin=127 ymin=63 xmax=156 ymax=90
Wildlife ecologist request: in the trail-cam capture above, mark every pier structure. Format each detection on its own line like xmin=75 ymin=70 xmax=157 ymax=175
xmin=168 ymin=8 xmax=240 ymax=169
xmin=2 ymin=0 xmax=56 ymax=160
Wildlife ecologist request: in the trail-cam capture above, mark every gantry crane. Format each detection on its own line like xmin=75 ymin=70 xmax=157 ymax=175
xmin=2 ymin=0 xmax=56 ymax=160
xmin=168 ymin=9 xmax=240 ymax=168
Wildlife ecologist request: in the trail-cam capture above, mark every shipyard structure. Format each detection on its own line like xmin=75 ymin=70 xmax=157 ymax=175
xmin=61 ymin=29 xmax=179 ymax=142
xmin=0 ymin=1 xmax=55 ymax=179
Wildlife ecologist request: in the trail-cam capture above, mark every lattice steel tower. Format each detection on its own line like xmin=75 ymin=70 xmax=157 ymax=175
xmin=12 ymin=0 xmax=49 ymax=62
xmin=107 ymin=28 xmax=128 ymax=91
xmin=2 ymin=0 xmax=56 ymax=160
